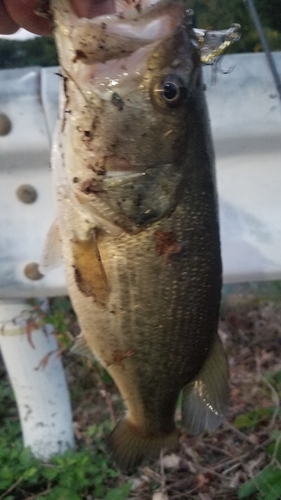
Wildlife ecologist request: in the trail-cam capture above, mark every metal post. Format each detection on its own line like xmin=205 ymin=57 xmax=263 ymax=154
xmin=0 ymin=299 xmax=75 ymax=459
xmin=243 ymin=0 xmax=281 ymax=102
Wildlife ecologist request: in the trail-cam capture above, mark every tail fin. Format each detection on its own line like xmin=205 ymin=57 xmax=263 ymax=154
xmin=107 ymin=417 xmax=179 ymax=472
xmin=181 ymin=333 xmax=230 ymax=435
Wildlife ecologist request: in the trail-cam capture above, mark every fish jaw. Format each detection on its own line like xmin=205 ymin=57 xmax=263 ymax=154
xmin=52 ymin=0 xmax=186 ymax=65
xmin=51 ymin=0 xmax=201 ymax=235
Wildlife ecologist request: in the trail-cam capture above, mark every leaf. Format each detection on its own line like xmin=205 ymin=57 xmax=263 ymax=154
xmin=104 ymin=483 xmax=132 ymax=500
xmin=152 ymin=493 xmax=169 ymax=500
xmin=95 ymin=484 xmax=107 ymax=498
xmin=267 ymin=433 xmax=281 ymax=462
xmin=42 ymin=466 xmax=61 ymax=481
xmin=274 ymin=370 xmax=281 ymax=383
xmin=23 ymin=466 xmax=40 ymax=481
xmin=238 ymin=480 xmax=259 ymax=498
xmin=238 ymin=466 xmax=281 ymax=499
xmin=48 ymin=486 xmax=81 ymax=500
xmin=234 ymin=408 xmax=273 ymax=430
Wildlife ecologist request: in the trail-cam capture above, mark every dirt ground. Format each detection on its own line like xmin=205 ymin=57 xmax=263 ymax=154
xmin=2 ymin=287 xmax=281 ymax=499
xmin=62 ymin=287 xmax=281 ymax=499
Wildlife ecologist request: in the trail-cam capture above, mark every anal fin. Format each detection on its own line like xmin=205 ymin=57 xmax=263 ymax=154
xmin=181 ymin=333 xmax=230 ymax=435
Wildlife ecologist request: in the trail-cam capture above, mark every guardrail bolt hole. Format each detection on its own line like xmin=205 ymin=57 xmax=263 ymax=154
xmin=16 ymin=185 xmax=37 ymax=204
xmin=24 ymin=263 xmax=43 ymax=281
xmin=0 ymin=113 xmax=12 ymax=135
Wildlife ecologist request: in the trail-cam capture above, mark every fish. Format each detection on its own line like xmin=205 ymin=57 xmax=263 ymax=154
xmin=42 ymin=0 xmax=233 ymax=471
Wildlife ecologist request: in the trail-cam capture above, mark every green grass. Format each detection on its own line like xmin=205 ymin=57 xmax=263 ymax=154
xmin=0 ymin=298 xmax=132 ymax=500
xmin=238 ymin=433 xmax=281 ymax=500
xmin=3 ymin=284 xmax=281 ymax=499
xmin=0 ymin=392 xmax=131 ymax=499
xmin=0 ymin=397 xmax=130 ymax=499
xmin=234 ymin=368 xmax=281 ymax=500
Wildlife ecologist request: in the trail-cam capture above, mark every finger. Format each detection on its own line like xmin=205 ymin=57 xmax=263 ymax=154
xmin=0 ymin=1 xmax=19 ymax=34
xmin=3 ymin=0 xmax=52 ymax=36
xmin=71 ymin=0 xmax=115 ymax=18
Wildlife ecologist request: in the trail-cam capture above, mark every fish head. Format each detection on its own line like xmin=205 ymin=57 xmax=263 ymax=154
xmin=52 ymin=0 xmax=204 ymax=230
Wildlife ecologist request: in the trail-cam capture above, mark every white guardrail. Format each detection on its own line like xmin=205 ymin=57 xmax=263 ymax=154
xmin=0 ymin=52 xmax=280 ymax=459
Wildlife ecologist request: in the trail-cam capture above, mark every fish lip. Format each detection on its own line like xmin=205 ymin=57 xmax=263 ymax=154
xmin=73 ymin=0 xmax=116 ymax=19
xmin=104 ymin=155 xmax=132 ymax=172
xmin=69 ymin=0 xmax=175 ymax=25
xmin=104 ymin=156 xmax=174 ymax=174
xmin=103 ymin=157 xmax=159 ymax=176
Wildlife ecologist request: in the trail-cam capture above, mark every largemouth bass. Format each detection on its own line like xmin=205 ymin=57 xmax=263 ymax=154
xmin=43 ymin=0 xmax=232 ymax=471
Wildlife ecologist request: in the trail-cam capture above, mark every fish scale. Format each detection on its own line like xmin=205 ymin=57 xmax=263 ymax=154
xmin=44 ymin=0 xmax=231 ymax=471
xmin=95 ymin=190 xmax=219 ymax=381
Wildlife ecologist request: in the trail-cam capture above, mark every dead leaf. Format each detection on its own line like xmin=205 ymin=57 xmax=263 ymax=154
xmin=161 ymin=453 xmax=180 ymax=470
xmin=152 ymin=492 xmax=169 ymax=500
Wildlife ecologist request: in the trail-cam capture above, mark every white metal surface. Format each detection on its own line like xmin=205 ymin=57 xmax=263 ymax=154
xmin=0 ymin=300 xmax=74 ymax=459
xmin=0 ymin=67 xmax=65 ymax=298
xmin=204 ymin=52 xmax=281 ymax=282
xmin=0 ymin=53 xmax=280 ymax=299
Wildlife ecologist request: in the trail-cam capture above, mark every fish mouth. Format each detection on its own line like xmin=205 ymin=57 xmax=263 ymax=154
xmin=52 ymin=0 xmax=186 ymax=97
xmin=73 ymin=1 xmax=161 ymax=19
xmin=72 ymin=0 xmax=115 ymax=19
xmin=72 ymin=1 xmax=169 ymax=20
xmin=53 ymin=0 xmax=185 ymax=65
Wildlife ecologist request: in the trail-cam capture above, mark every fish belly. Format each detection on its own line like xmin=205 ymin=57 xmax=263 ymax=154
xmin=61 ymin=177 xmax=221 ymax=430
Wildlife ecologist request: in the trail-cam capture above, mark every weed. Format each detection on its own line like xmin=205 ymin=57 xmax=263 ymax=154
xmin=236 ymin=370 xmax=281 ymax=500
xmin=0 ymin=379 xmax=131 ymax=500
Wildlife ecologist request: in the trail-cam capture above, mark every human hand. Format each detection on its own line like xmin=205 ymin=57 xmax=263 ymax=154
xmin=0 ymin=0 xmax=114 ymax=36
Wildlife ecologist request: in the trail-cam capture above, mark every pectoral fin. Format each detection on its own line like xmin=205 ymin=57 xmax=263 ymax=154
xmin=181 ymin=333 xmax=230 ymax=435
xmin=39 ymin=219 xmax=62 ymax=274
xmin=72 ymin=231 xmax=110 ymax=307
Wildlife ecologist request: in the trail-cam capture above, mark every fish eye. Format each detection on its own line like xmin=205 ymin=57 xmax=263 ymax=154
xmin=157 ymin=75 xmax=186 ymax=107
xmin=163 ymin=81 xmax=180 ymax=101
